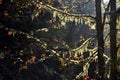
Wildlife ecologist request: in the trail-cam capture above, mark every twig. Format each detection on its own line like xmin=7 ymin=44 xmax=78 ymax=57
xmin=70 ymin=0 xmax=92 ymax=9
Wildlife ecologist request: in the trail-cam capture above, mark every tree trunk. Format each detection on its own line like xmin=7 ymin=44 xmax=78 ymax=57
xmin=110 ymin=0 xmax=117 ymax=80
xmin=95 ymin=0 xmax=105 ymax=79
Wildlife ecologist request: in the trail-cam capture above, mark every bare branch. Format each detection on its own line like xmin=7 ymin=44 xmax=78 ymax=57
xmin=46 ymin=4 xmax=95 ymax=18
xmin=70 ymin=0 xmax=92 ymax=9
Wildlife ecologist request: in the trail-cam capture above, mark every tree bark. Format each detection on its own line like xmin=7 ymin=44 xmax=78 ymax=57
xmin=110 ymin=0 xmax=117 ymax=80
xmin=95 ymin=0 xmax=105 ymax=79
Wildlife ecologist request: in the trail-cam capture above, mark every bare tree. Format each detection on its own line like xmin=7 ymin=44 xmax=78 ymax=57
xmin=109 ymin=0 xmax=118 ymax=80
xmin=95 ymin=0 xmax=105 ymax=79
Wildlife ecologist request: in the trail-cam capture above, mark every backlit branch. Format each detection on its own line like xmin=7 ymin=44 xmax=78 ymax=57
xmin=46 ymin=4 xmax=95 ymax=18
xmin=30 ymin=1 xmax=96 ymax=27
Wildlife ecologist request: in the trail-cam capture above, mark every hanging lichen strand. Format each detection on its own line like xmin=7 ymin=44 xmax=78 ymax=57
xmin=30 ymin=1 xmax=96 ymax=28
xmin=52 ymin=11 xmax=92 ymax=26
xmin=46 ymin=4 xmax=96 ymax=26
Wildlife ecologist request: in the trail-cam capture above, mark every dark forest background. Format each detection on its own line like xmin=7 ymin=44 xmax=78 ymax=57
xmin=0 ymin=0 xmax=120 ymax=80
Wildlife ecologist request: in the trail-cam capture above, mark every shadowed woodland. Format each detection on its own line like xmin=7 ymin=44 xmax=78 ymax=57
xmin=0 ymin=0 xmax=120 ymax=80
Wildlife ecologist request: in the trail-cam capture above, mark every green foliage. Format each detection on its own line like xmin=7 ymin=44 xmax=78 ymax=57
xmin=117 ymin=0 xmax=120 ymax=3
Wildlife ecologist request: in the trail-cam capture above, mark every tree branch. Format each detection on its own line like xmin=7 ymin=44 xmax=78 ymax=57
xmin=70 ymin=0 xmax=92 ymax=10
xmin=46 ymin=4 xmax=95 ymax=18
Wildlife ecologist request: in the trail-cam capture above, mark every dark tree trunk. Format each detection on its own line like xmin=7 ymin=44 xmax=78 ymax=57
xmin=110 ymin=0 xmax=117 ymax=80
xmin=95 ymin=0 xmax=105 ymax=79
